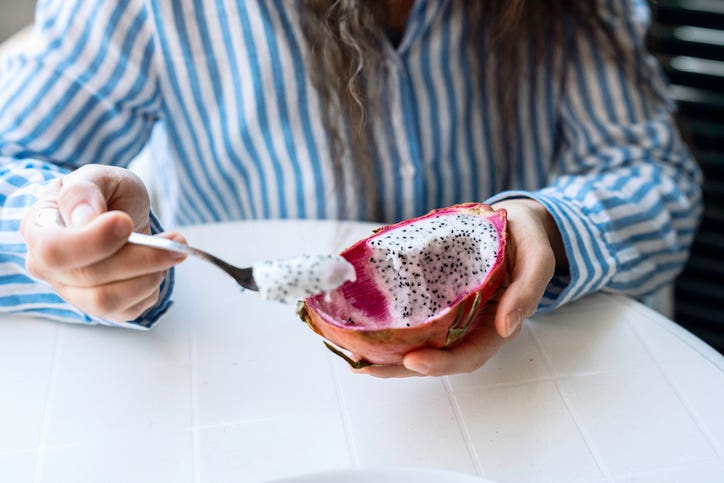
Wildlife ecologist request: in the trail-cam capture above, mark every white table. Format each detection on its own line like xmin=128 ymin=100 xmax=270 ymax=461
xmin=1 ymin=220 xmax=723 ymax=483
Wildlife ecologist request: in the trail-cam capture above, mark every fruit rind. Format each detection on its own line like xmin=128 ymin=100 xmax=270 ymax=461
xmin=299 ymin=203 xmax=507 ymax=367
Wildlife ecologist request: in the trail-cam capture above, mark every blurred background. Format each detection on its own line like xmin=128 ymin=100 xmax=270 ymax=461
xmin=0 ymin=0 xmax=722 ymax=352
xmin=648 ymin=0 xmax=724 ymax=355
xmin=0 ymin=0 xmax=34 ymax=43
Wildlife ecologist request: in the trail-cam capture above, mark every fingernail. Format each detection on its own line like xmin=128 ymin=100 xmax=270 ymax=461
xmin=506 ymin=308 xmax=523 ymax=337
xmin=405 ymin=360 xmax=431 ymax=375
xmin=70 ymin=203 xmax=95 ymax=227
xmin=113 ymin=220 xmax=132 ymax=238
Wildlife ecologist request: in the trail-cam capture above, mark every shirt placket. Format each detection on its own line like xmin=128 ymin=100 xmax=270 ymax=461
xmin=385 ymin=0 xmax=449 ymax=219
xmin=388 ymin=59 xmax=424 ymax=219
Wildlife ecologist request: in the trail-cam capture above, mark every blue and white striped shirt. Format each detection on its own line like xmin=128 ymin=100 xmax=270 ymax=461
xmin=0 ymin=0 xmax=703 ymax=328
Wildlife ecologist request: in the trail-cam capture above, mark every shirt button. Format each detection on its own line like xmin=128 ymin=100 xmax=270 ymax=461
xmin=401 ymin=164 xmax=416 ymax=178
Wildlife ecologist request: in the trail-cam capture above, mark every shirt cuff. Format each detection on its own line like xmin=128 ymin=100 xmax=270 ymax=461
xmin=486 ymin=190 xmax=619 ymax=312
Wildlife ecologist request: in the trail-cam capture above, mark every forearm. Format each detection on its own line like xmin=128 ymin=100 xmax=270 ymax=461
xmin=489 ymin=149 xmax=702 ymax=311
xmin=0 ymin=0 xmax=169 ymax=327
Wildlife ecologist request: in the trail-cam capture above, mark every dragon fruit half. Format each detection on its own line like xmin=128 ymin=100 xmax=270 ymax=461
xmin=297 ymin=202 xmax=508 ymax=367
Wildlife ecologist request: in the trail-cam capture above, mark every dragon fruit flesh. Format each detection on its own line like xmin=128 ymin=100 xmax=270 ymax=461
xmin=253 ymin=255 xmax=356 ymax=304
xmin=298 ymin=203 xmax=507 ymax=367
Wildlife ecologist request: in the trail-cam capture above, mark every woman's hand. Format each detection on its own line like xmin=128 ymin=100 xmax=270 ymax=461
xmin=357 ymin=198 xmax=566 ymax=377
xmin=20 ymin=165 xmax=187 ymax=323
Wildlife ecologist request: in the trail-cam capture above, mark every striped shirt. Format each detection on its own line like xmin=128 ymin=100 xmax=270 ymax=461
xmin=0 ymin=0 xmax=703 ymax=328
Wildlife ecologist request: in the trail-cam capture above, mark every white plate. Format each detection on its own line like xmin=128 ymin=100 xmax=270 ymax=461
xmin=266 ymin=467 xmax=495 ymax=483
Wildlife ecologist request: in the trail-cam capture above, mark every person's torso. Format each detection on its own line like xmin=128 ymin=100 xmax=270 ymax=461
xmin=146 ymin=0 xmax=563 ymax=224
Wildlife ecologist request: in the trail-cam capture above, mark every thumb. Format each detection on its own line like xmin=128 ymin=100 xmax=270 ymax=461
xmin=56 ymin=165 xmax=150 ymax=230
xmin=494 ymin=245 xmax=555 ymax=339
xmin=57 ymin=178 xmax=108 ymax=228
xmin=494 ymin=285 xmax=535 ymax=339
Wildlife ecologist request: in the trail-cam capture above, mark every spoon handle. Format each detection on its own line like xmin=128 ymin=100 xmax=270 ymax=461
xmin=36 ymin=208 xmax=196 ymax=256
xmin=127 ymin=232 xmax=197 ymax=256
xmin=35 ymin=207 xmax=259 ymax=291
xmin=128 ymin=232 xmax=257 ymax=290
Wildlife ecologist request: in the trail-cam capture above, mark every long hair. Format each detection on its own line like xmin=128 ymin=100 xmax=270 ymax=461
xmin=300 ymin=0 xmax=605 ymax=220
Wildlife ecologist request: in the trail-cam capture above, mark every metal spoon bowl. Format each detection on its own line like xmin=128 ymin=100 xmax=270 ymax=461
xmin=127 ymin=231 xmax=259 ymax=291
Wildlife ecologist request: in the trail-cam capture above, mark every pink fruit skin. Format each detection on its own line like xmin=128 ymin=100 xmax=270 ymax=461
xmin=300 ymin=203 xmax=508 ymax=366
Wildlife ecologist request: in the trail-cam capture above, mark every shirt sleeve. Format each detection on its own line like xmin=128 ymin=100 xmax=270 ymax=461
xmin=488 ymin=0 xmax=703 ymax=311
xmin=0 ymin=0 xmax=172 ymax=329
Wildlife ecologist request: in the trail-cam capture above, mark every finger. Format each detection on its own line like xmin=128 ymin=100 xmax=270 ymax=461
xmin=57 ymin=165 xmax=150 ymax=228
xmin=495 ymin=239 xmax=555 ymax=338
xmin=110 ymin=285 xmax=164 ymax=323
xmin=57 ymin=178 xmax=107 ymax=228
xmin=60 ymin=232 xmax=187 ymax=287
xmin=24 ymin=210 xmax=134 ymax=275
xmin=402 ymin=323 xmax=505 ymax=376
xmin=55 ymin=270 xmax=166 ymax=322
xmin=354 ymin=364 xmax=422 ymax=378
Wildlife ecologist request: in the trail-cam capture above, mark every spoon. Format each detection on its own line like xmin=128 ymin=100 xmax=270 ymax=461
xmin=35 ymin=208 xmax=356 ymax=302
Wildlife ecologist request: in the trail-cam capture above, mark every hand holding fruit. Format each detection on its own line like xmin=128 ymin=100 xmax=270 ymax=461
xmin=300 ymin=199 xmax=565 ymax=377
